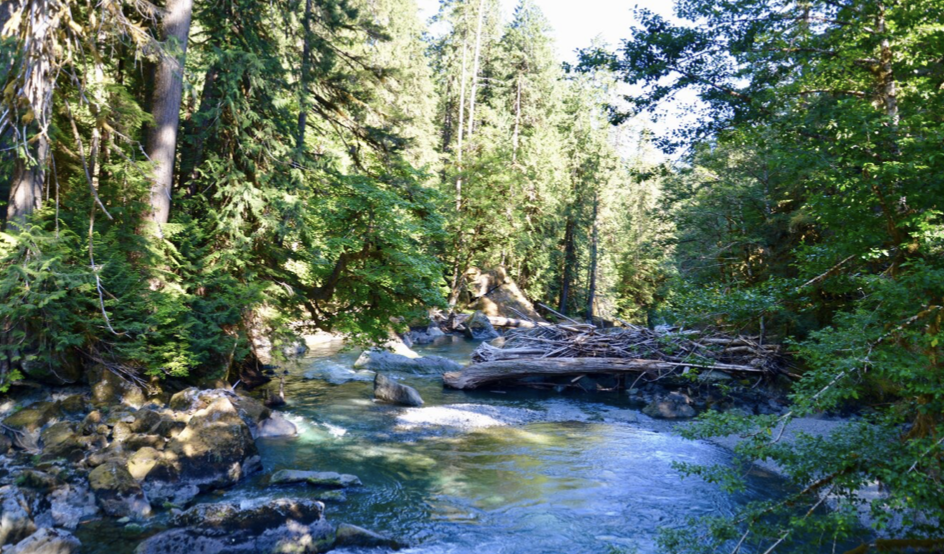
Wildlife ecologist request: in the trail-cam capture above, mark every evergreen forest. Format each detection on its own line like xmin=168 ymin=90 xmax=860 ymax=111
xmin=0 ymin=0 xmax=942 ymax=553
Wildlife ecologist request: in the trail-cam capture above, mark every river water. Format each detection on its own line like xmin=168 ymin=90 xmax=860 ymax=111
xmin=80 ymin=336 xmax=786 ymax=553
xmin=245 ymin=336 xmax=781 ymax=553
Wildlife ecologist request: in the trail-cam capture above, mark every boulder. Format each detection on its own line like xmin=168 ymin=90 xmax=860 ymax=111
xmin=171 ymin=498 xmax=324 ymax=533
xmin=463 ymin=267 xmax=544 ymax=321
xmin=55 ymin=395 xmax=90 ymax=418
xmin=127 ymin=447 xmax=178 ymax=482
xmin=334 ymin=523 xmax=404 ymax=550
xmin=46 ymin=484 xmax=98 ymax=529
xmin=88 ymin=462 xmax=151 ymax=518
xmin=168 ymin=388 xmax=270 ymax=431
xmin=269 ymin=469 xmax=361 ymax=488
xmin=38 ymin=421 xmax=84 ymax=462
xmin=166 ymin=397 xmax=259 ymax=489
xmin=0 ymin=486 xmax=35 ymax=547
xmin=463 ymin=311 xmax=500 ymax=341
xmin=257 ymin=414 xmax=297 ymax=438
xmin=20 ymin=352 xmax=82 ymax=386
xmin=354 ymin=351 xmax=461 ymax=374
xmin=2 ymin=528 xmax=81 ymax=554
xmin=3 ymin=402 xmax=61 ymax=435
xmin=643 ymin=392 xmax=697 ymax=420
xmin=135 ymin=499 xmax=333 ymax=554
xmin=89 ymin=365 xmax=146 ymax=408
xmin=373 ymin=373 xmax=424 ymax=407
xmin=129 ymin=409 xmax=164 ymax=434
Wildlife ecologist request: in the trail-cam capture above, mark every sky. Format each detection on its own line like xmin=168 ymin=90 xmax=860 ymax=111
xmin=415 ymin=0 xmax=697 ymax=156
xmin=415 ymin=0 xmax=677 ymax=64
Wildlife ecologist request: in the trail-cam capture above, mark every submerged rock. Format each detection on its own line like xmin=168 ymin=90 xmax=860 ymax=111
xmin=463 ymin=311 xmax=500 ymax=341
xmin=334 ymin=523 xmax=404 ymax=550
xmin=257 ymin=414 xmax=297 ymax=438
xmin=374 ymin=373 xmax=424 ymax=407
xmin=269 ymin=469 xmax=362 ymax=488
xmin=3 ymin=528 xmax=81 ymax=554
xmin=303 ymin=363 xmax=374 ymax=385
xmin=45 ymin=484 xmax=99 ymax=529
xmin=354 ymin=351 xmax=461 ymax=374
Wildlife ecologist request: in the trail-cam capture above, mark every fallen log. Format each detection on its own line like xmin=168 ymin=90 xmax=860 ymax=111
xmin=443 ymin=357 xmax=766 ymax=390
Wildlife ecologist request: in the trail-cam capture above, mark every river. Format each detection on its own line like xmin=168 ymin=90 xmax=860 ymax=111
xmin=79 ymin=335 xmax=785 ymax=554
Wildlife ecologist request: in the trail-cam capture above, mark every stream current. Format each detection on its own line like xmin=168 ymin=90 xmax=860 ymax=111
xmin=81 ymin=336 xmax=786 ymax=554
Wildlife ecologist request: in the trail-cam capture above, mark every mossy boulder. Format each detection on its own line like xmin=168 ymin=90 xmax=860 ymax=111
xmin=463 ymin=310 xmax=500 ymax=341
xmin=20 ymin=352 xmax=83 ymax=386
xmin=88 ymin=462 xmax=151 ymax=518
xmin=166 ymin=397 xmax=259 ymax=488
xmin=39 ymin=421 xmax=85 ymax=462
xmin=3 ymin=402 xmax=61 ymax=434
xmin=89 ymin=365 xmax=146 ymax=408
xmin=127 ymin=447 xmax=178 ymax=482
xmin=171 ymin=498 xmax=325 ymax=533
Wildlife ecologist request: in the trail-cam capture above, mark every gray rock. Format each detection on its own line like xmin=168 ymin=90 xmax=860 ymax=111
xmin=257 ymin=414 xmax=297 ymax=438
xmin=3 ymin=528 xmax=80 ymax=554
xmin=46 ymin=484 xmax=98 ymax=529
xmin=136 ymin=499 xmax=333 ymax=554
xmin=171 ymin=498 xmax=324 ymax=532
xmin=334 ymin=523 xmax=404 ymax=550
xmin=354 ymin=351 xmax=461 ymax=374
xmin=87 ymin=462 xmax=152 ymax=519
xmin=374 ymin=373 xmax=424 ymax=407
xmin=643 ymin=392 xmax=697 ymax=419
xmin=269 ymin=469 xmax=361 ymax=488
xmin=463 ymin=311 xmax=500 ymax=341
xmin=0 ymin=486 xmax=36 ymax=547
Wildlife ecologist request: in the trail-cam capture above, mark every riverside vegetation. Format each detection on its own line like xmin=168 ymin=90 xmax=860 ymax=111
xmin=0 ymin=0 xmax=942 ymax=553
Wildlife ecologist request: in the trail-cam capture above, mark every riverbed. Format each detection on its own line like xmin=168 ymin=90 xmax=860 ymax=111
xmin=239 ymin=337 xmax=782 ymax=553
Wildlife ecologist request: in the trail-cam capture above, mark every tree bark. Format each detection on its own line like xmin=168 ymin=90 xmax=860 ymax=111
xmin=465 ymin=0 xmax=486 ymax=139
xmin=558 ymin=216 xmax=577 ymax=315
xmin=585 ymin=193 xmax=598 ymax=323
xmin=296 ymin=0 xmax=314 ymax=153
xmin=145 ymin=0 xmax=194 ymax=228
xmin=4 ymin=0 xmax=56 ymax=230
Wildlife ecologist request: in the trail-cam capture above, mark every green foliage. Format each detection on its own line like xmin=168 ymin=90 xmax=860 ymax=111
xmin=584 ymin=0 xmax=944 ymax=550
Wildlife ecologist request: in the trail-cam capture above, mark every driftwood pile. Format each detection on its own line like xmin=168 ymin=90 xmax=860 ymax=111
xmin=444 ymin=322 xmax=784 ymax=390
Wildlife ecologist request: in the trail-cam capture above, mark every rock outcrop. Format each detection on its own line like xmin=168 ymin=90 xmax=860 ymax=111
xmin=463 ymin=311 xmax=500 ymax=341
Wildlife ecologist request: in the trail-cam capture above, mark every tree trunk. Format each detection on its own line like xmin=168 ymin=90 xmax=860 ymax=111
xmin=465 ymin=0 xmax=486 ymax=139
xmin=296 ymin=0 xmax=314 ymax=153
xmin=4 ymin=0 xmax=56 ymax=231
xmin=512 ymin=76 xmax=521 ymax=164
xmin=455 ymin=38 xmax=468 ymax=213
xmin=145 ymin=0 xmax=194 ymax=228
xmin=558 ymin=216 xmax=577 ymax=316
xmin=586 ymin=193 xmax=598 ymax=323
xmin=444 ymin=357 xmax=765 ymax=390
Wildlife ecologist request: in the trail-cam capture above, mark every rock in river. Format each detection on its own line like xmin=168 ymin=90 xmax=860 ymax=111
xmin=269 ymin=469 xmax=362 ymax=488
xmin=463 ymin=310 xmax=500 ymax=341
xmin=136 ymin=498 xmax=333 ymax=554
xmin=88 ymin=462 xmax=152 ymax=519
xmin=354 ymin=350 xmax=461 ymax=374
xmin=374 ymin=373 xmax=424 ymax=407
